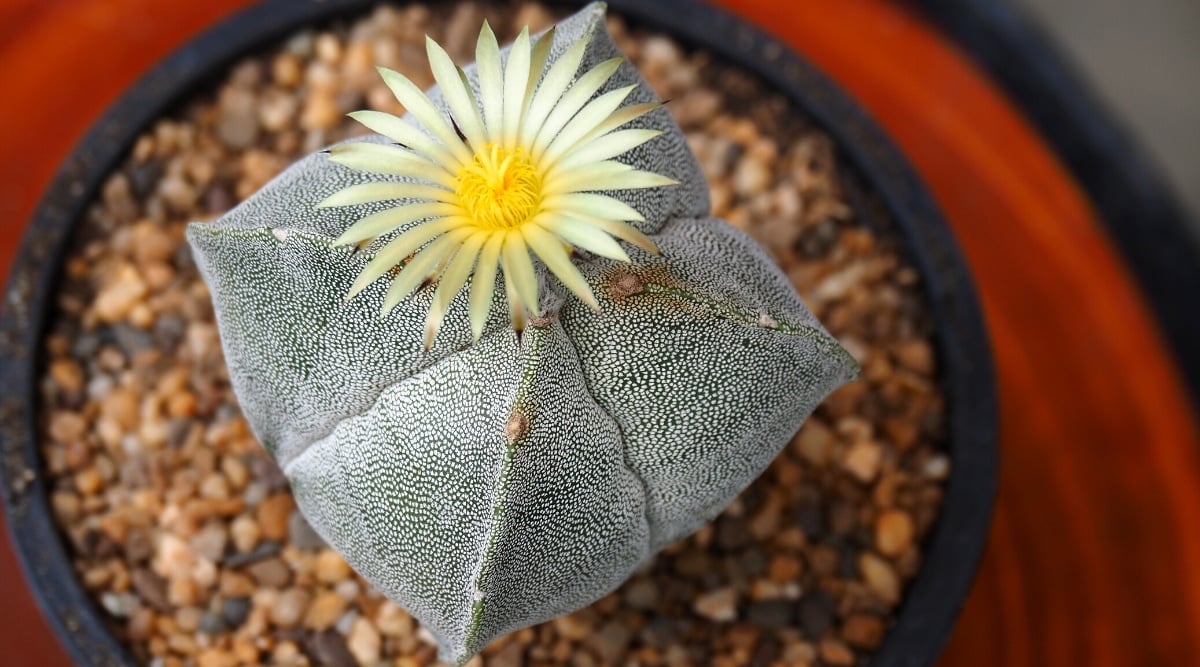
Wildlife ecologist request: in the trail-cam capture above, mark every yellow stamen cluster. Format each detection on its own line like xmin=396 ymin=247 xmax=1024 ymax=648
xmin=456 ymin=145 xmax=543 ymax=231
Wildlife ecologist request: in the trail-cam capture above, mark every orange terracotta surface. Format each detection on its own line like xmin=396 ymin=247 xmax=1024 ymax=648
xmin=2 ymin=1 xmax=1198 ymax=666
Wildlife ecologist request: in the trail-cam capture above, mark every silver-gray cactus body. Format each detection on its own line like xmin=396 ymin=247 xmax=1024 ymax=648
xmin=186 ymin=4 xmax=857 ymax=664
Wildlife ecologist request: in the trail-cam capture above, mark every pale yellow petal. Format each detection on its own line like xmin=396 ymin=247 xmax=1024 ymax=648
xmin=316 ymin=182 xmax=455 ymax=208
xmin=424 ymin=37 xmax=487 ymax=150
xmin=376 ymin=67 xmax=473 ymax=165
xmin=530 ymin=57 xmax=623 ymax=157
xmin=527 ymin=26 xmax=555 ymax=107
xmin=333 ymin=202 xmax=460 ymax=246
xmin=542 ymin=160 xmax=632 ymax=194
xmin=535 ymin=214 xmax=630 ymax=262
xmin=554 ymin=129 xmax=664 ymax=172
xmin=522 ymin=224 xmax=598 ymax=310
xmin=380 ymin=228 xmax=474 ymax=313
xmin=345 ymin=217 xmax=462 ymax=298
xmin=327 ymin=143 xmax=455 ymax=186
xmin=544 ymin=161 xmax=676 ymax=194
xmin=469 ymin=234 xmax=504 ymax=340
xmin=579 ymin=102 xmax=661 ymax=145
xmin=476 ymin=21 xmax=504 ymax=137
xmin=538 ymin=85 xmax=637 ymax=167
xmin=541 ymin=192 xmax=645 ymax=223
xmin=501 ymin=27 xmax=532 ymax=149
xmin=348 ymin=110 xmax=463 ymax=169
xmin=501 ymin=233 xmax=541 ymax=315
xmin=423 ymin=231 xmax=487 ymax=348
xmin=519 ymin=36 xmax=588 ymax=145
xmin=503 ymin=270 xmax=527 ymax=333
xmin=585 ymin=216 xmax=661 ymax=256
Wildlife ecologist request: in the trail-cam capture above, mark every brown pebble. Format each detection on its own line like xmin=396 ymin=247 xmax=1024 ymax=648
xmin=859 ymin=552 xmax=902 ymax=604
xmin=195 ymin=648 xmax=237 ymax=667
xmin=315 ymin=549 xmax=352 ymax=584
xmin=74 ymin=468 xmax=105 ymax=496
xmin=875 ymin=509 xmax=915 ymax=557
xmin=219 ymin=570 xmax=256 ymax=598
xmin=793 ymin=420 xmax=836 ymax=465
xmin=229 ymin=514 xmax=260 ymax=553
xmin=310 ymin=629 xmax=357 ymax=667
xmin=552 ymin=611 xmax=594 ymax=641
xmin=256 ymin=493 xmax=294 ymax=541
xmin=272 ymin=53 xmax=302 ymax=87
xmin=347 ymin=617 xmax=382 ymax=665
xmin=893 ymin=339 xmax=935 ymax=375
xmin=131 ymin=568 xmax=170 ymax=612
xmin=842 ymin=439 xmax=883 ymax=483
xmin=819 ymin=638 xmax=855 ymax=666
xmin=304 ymin=590 xmax=347 ymax=630
xmin=693 ymin=587 xmax=738 ymax=622
xmin=842 ymin=614 xmax=886 ymax=649
xmin=246 ymin=557 xmax=291 ymax=588
xmin=270 ymin=588 xmax=311 ymax=627
xmin=767 ymin=554 xmax=802 ymax=583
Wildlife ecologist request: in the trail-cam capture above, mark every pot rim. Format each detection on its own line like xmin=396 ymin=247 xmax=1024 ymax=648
xmin=0 ymin=1 xmax=998 ymax=665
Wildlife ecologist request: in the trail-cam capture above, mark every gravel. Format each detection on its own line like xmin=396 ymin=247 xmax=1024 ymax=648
xmin=38 ymin=2 xmax=948 ymax=665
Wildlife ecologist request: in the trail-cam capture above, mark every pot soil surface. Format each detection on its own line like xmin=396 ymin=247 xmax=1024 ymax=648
xmin=38 ymin=3 xmax=948 ymax=666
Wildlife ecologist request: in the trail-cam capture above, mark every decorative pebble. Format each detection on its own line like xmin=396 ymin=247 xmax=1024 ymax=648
xmin=859 ymin=552 xmax=902 ymax=604
xmin=269 ymin=588 xmax=311 ymax=627
xmin=875 ymin=509 xmax=916 ymax=557
xmin=346 ymin=617 xmax=382 ymax=665
xmin=692 ymin=587 xmax=738 ymax=622
xmin=256 ymin=493 xmax=294 ymax=542
xmin=843 ymin=439 xmax=884 ymax=483
xmin=304 ymin=590 xmax=348 ymax=630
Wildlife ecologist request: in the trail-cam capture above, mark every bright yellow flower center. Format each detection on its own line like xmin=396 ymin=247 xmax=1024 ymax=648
xmin=455 ymin=144 xmax=542 ymax=231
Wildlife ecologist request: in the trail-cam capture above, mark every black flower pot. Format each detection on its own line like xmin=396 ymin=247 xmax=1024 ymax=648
xmin=0 ymin=1 xmax=997 ymax=665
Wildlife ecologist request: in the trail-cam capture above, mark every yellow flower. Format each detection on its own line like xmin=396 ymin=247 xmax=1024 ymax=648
xmin=317 ymin=21 xmax=675 ymax=348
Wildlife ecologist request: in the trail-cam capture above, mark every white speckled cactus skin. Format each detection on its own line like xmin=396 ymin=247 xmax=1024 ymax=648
xmin=186 ymin=4 xmax=858 ymax=664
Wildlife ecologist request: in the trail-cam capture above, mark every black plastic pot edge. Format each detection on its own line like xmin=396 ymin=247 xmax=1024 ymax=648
xmin=911 ymin=0 xmax=1200 ymax=411
xmin=0 ymin=1 xmax=997 ymax=666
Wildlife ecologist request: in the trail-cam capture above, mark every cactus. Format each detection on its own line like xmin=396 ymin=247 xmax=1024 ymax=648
xmin=186 ymin=3 xmax=857 ymax=664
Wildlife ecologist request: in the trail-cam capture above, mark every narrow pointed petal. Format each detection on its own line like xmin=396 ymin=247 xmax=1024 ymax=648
xmin=531 ymin=57 xmax=623 ymax=157
xmin=545 ymin=162 xmax=676 ymax=194
xmin=469 ymin=234 xmax=504 ymax=340
xmin=376 ymin=67 xmax=473 ymax=165
xmin=555 ymin=129 xmax=664 ymax=172
xmin=536 ymin=214 xmax=630 ymax=262
xmin=348 ymin=110 xmax=463 ymax=169
xmin=317 ymin=182 xmax=455 ymax=208
xmin=380 ymin=228 xmax=473 ymax=313
xmin=585 ymin=216 xmax=661 ymax=256
xmin=522 ymin=224 xmax=599 ymax=310
xmin=423 ymin=232 xmax=487 ymax=348
xmin=344 ymin=217 xmax=462 ymax=298
xmin=327 ymin=143 xmax=455 ymax=186
xmin=580 ymin=102 xmax=662 ymax=144
xmin=539 ymin=85 xmax=637 ymax=167
xmin=542 ymin=160 xmax=633 ymax=194
xmin=527 ymin=27 xmax=555 ymax=103
xmin=501 ymin=233 xmax=541 ymax=315
xmin=476 ymin=21 xmax=504 ymax=137
xmin=424 ymin=38 xmax=487 ymax=150
xmin=503 ymin=271 xmax=527 ymax=334
xmin=502 ymin=27 xmax=532 ymax=149
xmin=520 ymin=37 xmax=588 ymax=145
xmin=333 ymin=202 xmax=460 ymax=247
xmin=541 ymin=193 xmax=645 ymax=223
